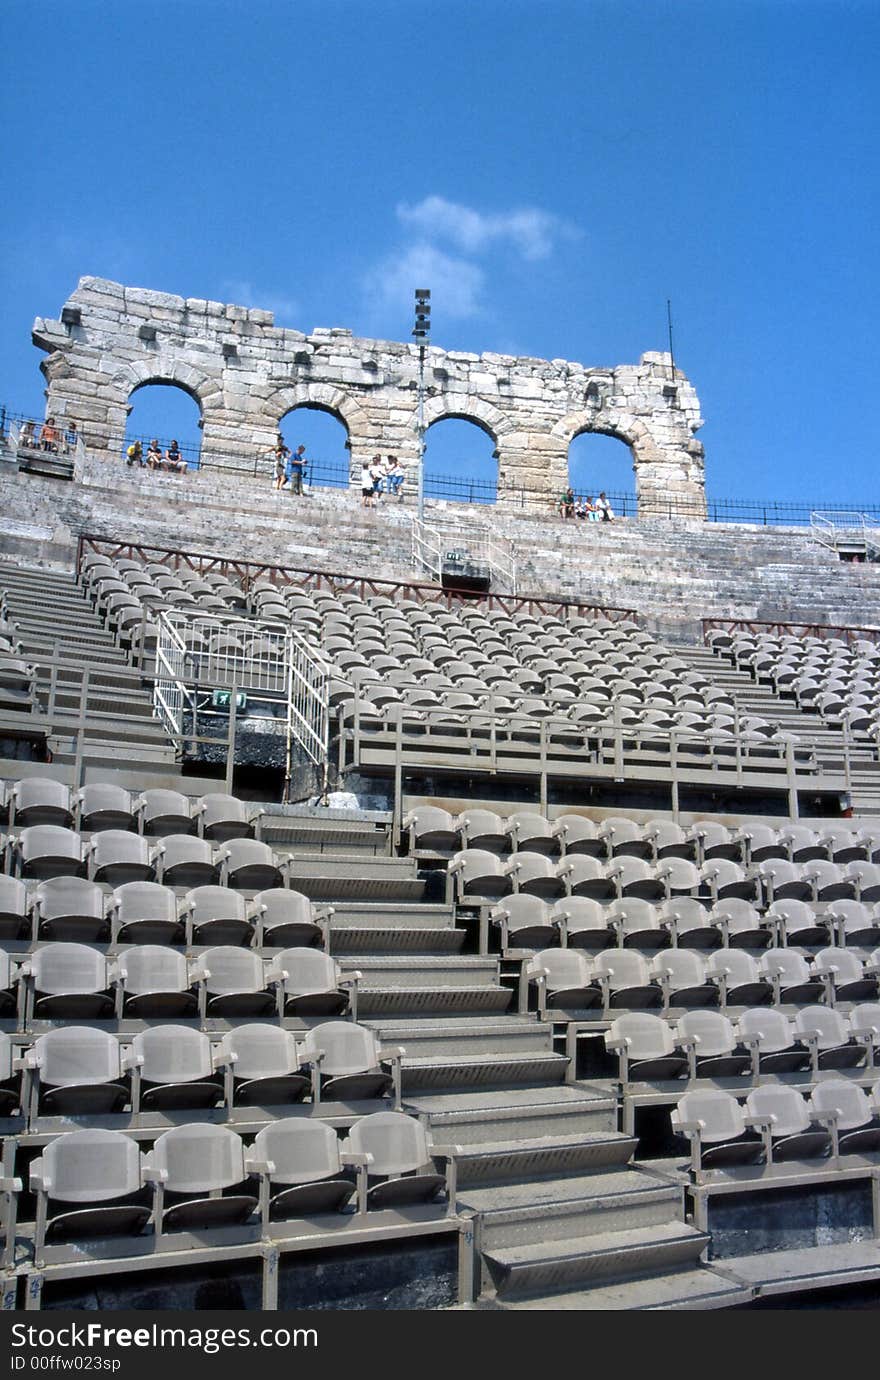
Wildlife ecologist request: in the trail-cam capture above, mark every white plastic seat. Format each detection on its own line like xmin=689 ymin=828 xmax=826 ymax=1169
xmin=300 ymin=1021 xmax=400 ymax=1106
xmin=551 ymin=897 xmax=615 ymax=950
xmin=845 ymin=863 xmax=880 ymax=902
xmin=87 ymin=830 xmax=155 ymax=885
xmin=688 ymin=823 xmax=739 ymax=864
xmin=674 ymin=1011 xmax=750 ymax=1078
xmin=21 ymin=943 xmax=115 ymax=1022
xmin=74 ymin=784 xmax=136 ymax=833
xmin=736 ymin=1008 xmax=811 ymax=1075
xmin=651 ymin=950 xmax=718 ymax=1010
xmin=551 ymin=815 xmax=604 ymax=857
xmin=456 ymin=810 xmax=508 ymax=853
xmin=31 ymin=877 xmax=108 ymax=943
xmin=180 ymin=885 xmax=253 ymax=946
xmin=218 ymin=839 xmax=283 ymax=890
xmin=448 ymin=850 xmax=511 ymax=901
xmin=558 ymin=855 xmax=615 ymax=899
xmin=7 ymin=777 xmax=73 ymax=829
xmin=13 ymin=826 xmax=85 ymax=881
xmin=734 ymin=825 xmax=788 ymax=865
xmin=490 ymin=895 xmax=558 ymax=951
xmin=504 ymin=851 xmax=565 ymax=901
xmin=24 ymin=1027 xmax=131 ymax=1118
xmin=598 ymin=817 xmax=652 ymax=860
xmin=144 ymin=1124 xmax=257 ymax=1235
xmin=671 ymin=1089 xmax=765 ymax=1171
xmin=606 ymin=857 xmax=665 ymax=901
xmin=826 ymin=899 xmax=880 ymax=948
xmin=219 ymin=1026 xmax=309 ymax=1108
xmin=642 ymin=820 xmax=696 ymax=862
xmin=706 ymin=949 xmax=773 ymax=1008
xmin=801 ymin=860 xmax=857 ymax=903
xmin=745 ymin=1086 xmax=831 ymax=1162
xmin=608 ymin=898 xmax=669 ymax=950
xmin=655 ymin=858 xmax=701 ymax=900
xmin=812 ymin=947 xmax=878 ymax=1004
xmin=403 ymin=806 xmax=459 ymax=854
xmin=343 ymin=1112 xmax=447 ymax=1210
xmin=593 ymin=949 xmax=661 ymax=1011
xmin=154 ymin=834 xmax=218 ymax=888
xmin=0 ymin=875 xmax=28 ymax=941
xmin=276 ymin=948 xmax=354 ymax=1018
xmin=700 ymin=860 xmax=757 ymax=903
xmin=30 ymin=1130 xmax=150 ymax=1252
xmin=116 ymin=946 xmax=199 ymax=1019
xmin=659 ymin=897 xmax=720 ymax=949
xmin=778 ymin=825 xmax=826 ymax=863
xmin=794 ymin=1006 xmax=864 ymax=1072
xmin=759 ymin=949 xmax=825 ymax=1006
xmin=200 ymin=946 xmax=278 ymax=1017
xmin=250 ymin=1119 xmax=354 ymax=1218
xmin=604 ymin=1012 xmax=688 ymax=1081
xmin=110 ymin=881 xmax=183 ymax=945
xmin=766 ymin=899 xmax=831 ymax=948
xmin=194 ymin=793 xmax=261 ymax=842
xmin=135 ymin=789 xmax=194 ymax=837
xmin=523 ymin=949 xmax=600 ymax=1015
xmin=250 ymin=888 xmax=327 ymax=948
xmin=754 ymin=858 xmax=811 ymax=904
xmin=131 ymin=1026 xmax=225 ymax=1112
xmin=808 ymin=1080 xmax=880 ymax=1154
xmin=709 ymin=899 xmax=772 ymax=950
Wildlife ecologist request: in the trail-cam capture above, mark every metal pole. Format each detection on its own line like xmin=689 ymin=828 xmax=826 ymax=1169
xmin=417 ymin=342 xmax=426 ymax=524
xmin=666 ymin=299 xmax=676 ymax=382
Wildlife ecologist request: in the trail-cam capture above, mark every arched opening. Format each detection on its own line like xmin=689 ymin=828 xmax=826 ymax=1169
xmin=125 ymin=382 xmax=203 ymax=470
xmin=567 ymin=430 xmax=636 ymax=517
xmin=423 ymin=416 xmax=498 ymax=504
xmin=277 ymin=405 xmax=350 ymax=491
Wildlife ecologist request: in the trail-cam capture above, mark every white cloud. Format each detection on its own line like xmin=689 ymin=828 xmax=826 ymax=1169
xmin=221 ymin=279 xmax=300 ymax=322
xmin=364 ymin=242 xmax=484 ymax=320
xmin=396 ymin=196 xmax=577 ymax=262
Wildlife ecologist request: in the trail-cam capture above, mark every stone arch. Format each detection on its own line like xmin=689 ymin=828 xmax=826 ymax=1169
xmin=422 ymin=395 xmax=514 ymax=448
xmin=266 ymin=383 xmax=372 ymax=445
xmin=120 ymin=358 xmax=217 ymax=420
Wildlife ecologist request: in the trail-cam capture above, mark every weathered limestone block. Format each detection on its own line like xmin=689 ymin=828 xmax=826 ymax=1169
xmin=33 ymin=276 xmax=707 ymax=518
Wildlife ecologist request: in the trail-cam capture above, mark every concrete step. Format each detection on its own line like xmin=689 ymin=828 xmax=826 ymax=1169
xmin=464 ymin=1167 xmax=682 ymax=1251
xmin=357 ymin=986 xmax=513 ymax=1017
xmin=341 ymin=956 xmax=499 ymax=988
xmin=482 ymin=1220 xmax=710 ymax=1300
xmin=401 ymin=1051 xmax=570 ymax=1093
xmin=478 ymin=1266 xmax=751 ymax=1310
xmin=330 ymin=926 xmax=466 ymax=955
xmin=283 ymin=858 xmax=425 ymax=902
xmin=446 ymin=1130 xmax=633 ymax=1186
xmin=365 ymin=1016 xmax=553 ymax=1058
xmin=327 ymin=902 xmax=455 ymax=927
xmin=408 ymin=1083 xmax=617 ymax=1147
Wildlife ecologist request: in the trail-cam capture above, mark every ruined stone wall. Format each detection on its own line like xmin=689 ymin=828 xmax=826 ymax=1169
xmin=32 ymin=276 xmax=707 ymax=517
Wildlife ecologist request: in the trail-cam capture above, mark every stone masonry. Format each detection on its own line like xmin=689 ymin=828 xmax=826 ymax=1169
xmin=32 ymin=277 xmax=707 ymax=517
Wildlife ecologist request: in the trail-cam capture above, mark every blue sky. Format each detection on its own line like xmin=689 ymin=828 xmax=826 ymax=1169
xmin=1 ymin=0 xmax=878 ymax=503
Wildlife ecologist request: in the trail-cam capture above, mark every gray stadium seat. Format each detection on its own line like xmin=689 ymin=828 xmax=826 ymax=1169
xmin=74 ymin=784 xmax=136 ymax=833
xmin=674 ymin=1011 xmax=750 ymax=1077
xmin=12 ymin=826 xmax=85 ymax=881
xmin=115 ymin=946 xmax=199 ymax=1019
xmin=194 ymin=793 xmax=262 ymax=842
xmin=131 ymin=1026 xmax=226 ymax=1112
xmin=250 ymin=1119 xmax=354 ymax=1218
xmin=86 ymin=830 xmax=155 ymax=885
xmin=199 ymin=946 xmax=277 ymax=1017
xmin=706 ymin=949 xmax=773 ymax=1008
xmin=300 ymin=1021 xmax=401 ymax=1106
xmin=276 ymin=948 xmax=354 ymax=1018
xmin=218 ymin=839 xmax=283 ymax=890
xmin=343 ymin=1111 xmax=448 ymax=1210
xmin=110 ymin=880 xmax=183 ymax=944
xmin=250 ymin=888 xmax=328 ymax=948
xmin=21 ymin=943 xmax=115 ymax=1022
xmin=219 ymin=1025 xmax=309 ymax=1107
xmin=808 ymin=1080 xmax=880 ymax=1155
xmin=604 ymin=1012 xmax=688 ymax=1082
xmin=794 ymin=1007 xmax=864 ymax=1073
xmin=522 ymin=949 xmax=600 ymax=1016
xmin=651 ymin=950 xmax=718 ymax=1010
xmin=0 ymin=874 xmax=29 ymax=939
xmin=144 ymin=1124 xmax=257 ymax=1235
xmin=671 ymin=1089 xmax=765 ymax=1171
xmin=31 ymin=877 xmax=108 ymax=943
xmin=180 ymin=884 xmax=252 ymax=946
xmin=745 ymin=1086 xmax=831 ymax=1162
xmin=593 ymin=949 xmax=661 ymax=1011
xmin=135 ymin=789 xmax=194 ymax=837
xmin=7 ymin=777 xmax=73 ymax=829
xmin=759 ymin=949 xmax=825 ymax=1005
xmin=736 ymin=1008 xmax=811 ymax=1075
xmin=30 ymin=1130 xmax=150 ymax=1253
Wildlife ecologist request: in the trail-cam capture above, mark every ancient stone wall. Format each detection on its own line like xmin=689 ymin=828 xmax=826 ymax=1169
xmin=32 ymin=276 xmax=707 ymax=517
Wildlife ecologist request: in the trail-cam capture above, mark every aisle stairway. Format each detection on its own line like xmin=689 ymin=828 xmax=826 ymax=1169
xmin=0 ymin=561 xmax=176 ymax=770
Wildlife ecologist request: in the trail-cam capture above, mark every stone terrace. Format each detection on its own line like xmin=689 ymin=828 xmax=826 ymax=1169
xmin=1 ymin=455 xmax=879 ymax=637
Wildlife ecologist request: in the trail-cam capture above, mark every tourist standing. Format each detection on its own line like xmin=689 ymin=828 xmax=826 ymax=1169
xmin=288 ymin=444 xmax=307 ymax=495
xmin=361 ymin=460 xmax=375 ymax=508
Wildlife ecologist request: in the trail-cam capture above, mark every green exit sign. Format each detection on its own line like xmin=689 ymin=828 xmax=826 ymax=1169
xmin=212 ymin=690 xmax=247 ymax=710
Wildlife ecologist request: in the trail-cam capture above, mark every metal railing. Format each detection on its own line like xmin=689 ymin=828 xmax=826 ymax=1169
xmin=1 ymin=409 xmax=84 ymax=464
xmin=153 ymin=607 xmax=331 ymax=795
xmin=811 ymin=510 xmax=880 ymax=559
xmin=411 ymin=517 xmax=517 ymax=594
xmin=703 ymin=616 xmax=880 ymax=648
xmin=77 ymin=534 xmax=638 ymax=622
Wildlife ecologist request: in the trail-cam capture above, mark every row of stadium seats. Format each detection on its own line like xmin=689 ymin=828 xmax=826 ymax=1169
xmin=0 ymin=1019 xmax=404 ymax=1123
xmin=81 ymin=553 xmax=803 ymax=759
xmin=488 ymin=894 xmax=880 ymax=951
xmin=3 ymin=828 xmax=292 ymax=889
xmin=671 ymin=1081 xmax=880 ymax=1172
xmin=602 ymin=1008 xmax=880 ymax=1082
xmin=0 ymin=878 xmax=327 ymax=946
xmin=0 ymin=780 xmax=263 ymax=838
xmin=708 ymin=628 xmax=880 ymax=741
xmin=448 ymin=848 xmax=880 ymax=906
xmin=4 ymin=1112 xmax=455 ymax=1268
xmin=408 ymin=806 xmax=880 ymax=861
xmin=0 ymin=943 xmax=357 ymax=1027
xmin=522 ymin=948 xmax=880 ymax=1015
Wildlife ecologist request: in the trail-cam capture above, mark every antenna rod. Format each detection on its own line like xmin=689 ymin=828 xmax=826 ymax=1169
xmin=666 ymin=298 xmax=676 ymax=382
